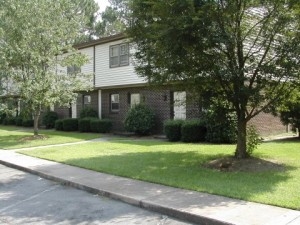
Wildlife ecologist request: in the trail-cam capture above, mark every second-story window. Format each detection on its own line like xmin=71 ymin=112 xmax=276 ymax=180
xmin=67 ymin=65 xmax=81 ymax=74
xmin=110 ymin=43 xmax=129 ymax=68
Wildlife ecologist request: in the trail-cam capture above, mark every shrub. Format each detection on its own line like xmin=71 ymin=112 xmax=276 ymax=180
xmin=0 ymin=111 xmax=7 ymax=124
xmin=181 ymin=119 xmax=207 ymax=142
xmin=78 ymin=117 xmax=93 ymax=132
xmin=79 ymin=107 xmax=98 ymax=118
xmin=90 ymin=119 xmax=98 ymax=133
xmin=124 ymin=104 xmax=155 ymax=135
xmin=22 ymin=119 xmax=34 ymax=127
xmin=98 ymin=119 xmax=112 ymax=133
xmin=90 ymin=119 xmax=112 ymax=133
xmin=164 ymin=120 xmax=184 ymax=142
xmin=15 ymin=117 xmax=23 ymax=126
xmin=63 ymin=118 xmax=78 ymax=131
xmin=203 ymin=107 xmax=237 ymax=144
xmin=42 ymin=111 xmax=58 ymax=129
xmin=55 ymin=119 xmax=64 ymax=131
xmin=3 ymin=117 xmax=16 ymax=125
xmin=246 ymin=125 xmax=261 ymax=156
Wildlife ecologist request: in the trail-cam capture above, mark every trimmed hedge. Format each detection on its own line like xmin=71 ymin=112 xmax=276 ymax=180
xmin=42 ymin=111 xmax=58 ymax=129
xmin=164 ymin=120 xmax=184 ymax=142
xmin=63 ymin=118 xmax=78 ymax=131
xmin=15 ymin=117 xmax=23 ymax=126
xmin=55 ymin=119 xmax=64 ymax=131
xmin=0 ymin=112 xmax=7 ymax=124
xmin=22 ymin=119 xmax=34 ymax=127
xmin=79 ymin=117 xmax=93 ymax=132
xmin=3 ymin=117 xmax=16 ymax=125
xmin=181 ymin=119 xmax=207 ymax=143
xmin=124 ymin=104 xmax=155 ymax=135
xmin=79 ymin=107 xmax=98 ymax=118
xmin=90 ymin=119 xmax=112 ymax=133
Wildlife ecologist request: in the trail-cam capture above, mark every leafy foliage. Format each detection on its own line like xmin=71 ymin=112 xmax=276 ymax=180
xmin=3 ymin=117 xmax=16 ymax=125
xmin=42 ymin=111 xmax=59 ymax=129
xmin=22 ymin=119 xmax=34 ymax=127
xmin=124 ymin=104 xmax=155 ymax=135
xmin=0 ymin=0 xmax=93 ymax=135
xmin=79 ymin=107 xmax=98 ymax=118
xmin=0 ymin=111 xmax=7 ymax=124
xmin=202 ymin=99 xmax=237 ymax=144
xmin=164 ymin=119 xmax=184 ymax=142
xmin=55 ymin=119 xmax=64 ymax=131
xmin=79 ymin=117 xmax=94 ymax=132
xmin=181 ymin=120 xmax=207 ymax=143
xmin=246 ymin=125 xmax=261 ymax=156
xmin=90 ymin=119 xmax=113 ymax=133
xmin=63 ymin=119 xmax=79 ymax=132
xmin=279 ymin=90 xmax=300 ymax=137
xmin=126 ymin=0 xmax=300 ymax=158
xmin=15 ymin=117 xmax=23 ymax=126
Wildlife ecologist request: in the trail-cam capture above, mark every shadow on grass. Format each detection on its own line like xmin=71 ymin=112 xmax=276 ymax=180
xmin=61 ymin=150 xmax=296 ymax=203
xmin=0 ymin=135 xmax=30 ymax=149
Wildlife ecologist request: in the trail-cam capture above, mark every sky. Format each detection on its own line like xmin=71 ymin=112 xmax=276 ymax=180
xmin=96 ymin=0 xmax=111 ymax=12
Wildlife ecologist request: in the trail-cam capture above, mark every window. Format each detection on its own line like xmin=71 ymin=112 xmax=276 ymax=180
xmin=67 ymin=65 xmax=81 ymax=74
xmin=83 ymin=95 xmax=91 ymax=106
xmin=111 ymin=94 xmax=120 ymax=112
xmin=130 ymin=93 xmax=140 ymax=107
xmin=110 ymin=43 xmax=129 ymax=68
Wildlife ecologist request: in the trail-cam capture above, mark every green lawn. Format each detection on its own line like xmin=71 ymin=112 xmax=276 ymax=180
xmin=0 ymin=126 xmax=100 ymax=149
xmin=19 ymin=137 xmax=300 ymax=210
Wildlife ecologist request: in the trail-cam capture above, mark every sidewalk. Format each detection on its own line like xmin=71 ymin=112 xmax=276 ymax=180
xmin=0 ymin=150 xmax=299 ymax=225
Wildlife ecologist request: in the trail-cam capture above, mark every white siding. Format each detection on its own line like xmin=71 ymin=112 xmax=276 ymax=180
xmin=95 ymin=40 xmax=146 ymax=88
xmin=56 ymin=55 xmax=67 ymax=75
xmin=56 ymin=49 xmax=94 ymax=87
xmin=79 ymin=47 xmax=94 ymax=76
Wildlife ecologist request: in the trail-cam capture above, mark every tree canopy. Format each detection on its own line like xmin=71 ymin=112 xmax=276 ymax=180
xmin=0 ymin=0 xmax=93 ymax=135
xmin=126 ymin=0 xmax=300 ymax=158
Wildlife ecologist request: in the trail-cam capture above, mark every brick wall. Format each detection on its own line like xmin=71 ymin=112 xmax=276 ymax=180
xmin=76 ymin=91 xmax=99 ymax=117
xmin=249 ymin=112 xmax=287 ymax=136
xmin=55 ymin=90 xmax=99 ymax=119
xmin=54 ymin=87 xmax=285 ymax=136
xmin=101 ymin=87 xmax=203 ymax=134
xmin=101 ymin=87 xmax=172 ymax=133
xmin=54 ymin=106 xmax=71 ymax=119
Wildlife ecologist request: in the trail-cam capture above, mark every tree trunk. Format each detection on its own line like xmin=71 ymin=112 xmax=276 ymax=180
xmin=235 ymin=118 xmax=248 ymax=159
xmin=33 ymin=112 xmax=40 ymax=136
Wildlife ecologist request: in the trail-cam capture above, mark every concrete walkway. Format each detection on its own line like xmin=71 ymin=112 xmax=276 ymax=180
xmin=0 ymin=150 xmax=299 ymax=225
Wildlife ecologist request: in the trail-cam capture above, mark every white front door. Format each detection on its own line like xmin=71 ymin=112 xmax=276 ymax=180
xmin=173 ymin=91 xmax=186 ymax=120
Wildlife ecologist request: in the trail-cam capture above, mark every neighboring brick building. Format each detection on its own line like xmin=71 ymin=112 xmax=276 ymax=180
xmin=55 ymin=34 xmax=286 ymax=136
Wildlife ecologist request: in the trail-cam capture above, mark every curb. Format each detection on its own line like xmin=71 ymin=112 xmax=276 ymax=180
xmin=0 ymin=159 xmax=232 ymax=225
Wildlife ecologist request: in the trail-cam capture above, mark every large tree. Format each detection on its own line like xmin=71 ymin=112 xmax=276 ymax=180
xmin=126 ymin=0 xmax=300 ymax=158
xmin=0 ymin=0 xmax=93 ymax=135
xmin=73 ymin=0 xmax=101 ymax=42
xmin=96 ymin=0 xmax=127 ymax=37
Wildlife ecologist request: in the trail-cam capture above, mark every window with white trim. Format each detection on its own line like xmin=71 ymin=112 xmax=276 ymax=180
xmin=83 ymin=95 xmax=91 ymax=107
xmin=110 ymin=43 xmax=129 ymax=67
xmin=111 ymin=94 xmax=120 ymax=112
xmin=130 ymin=93 xmax=140 ymax=107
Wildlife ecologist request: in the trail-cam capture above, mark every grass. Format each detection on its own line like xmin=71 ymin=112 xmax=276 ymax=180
xmin=0 ymin=125 xmax=100 ymax=149
xmin=19 ymin=137 xmax=300 ymax=210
